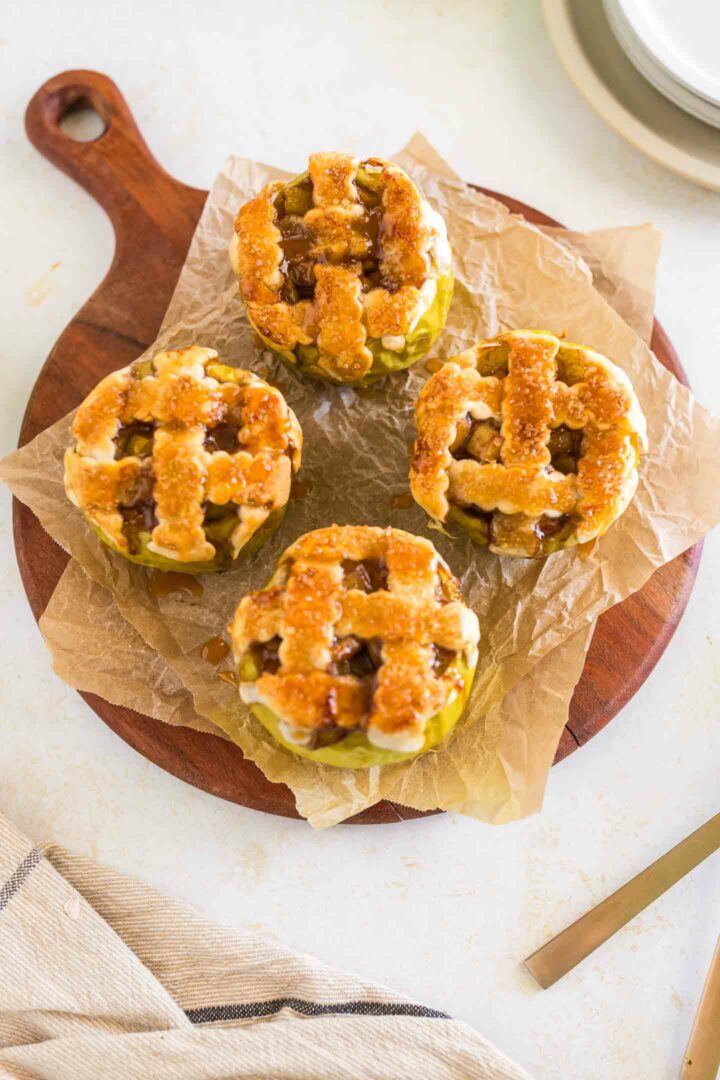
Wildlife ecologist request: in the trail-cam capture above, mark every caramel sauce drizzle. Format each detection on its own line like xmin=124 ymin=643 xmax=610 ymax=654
xmin=200 ymin=636 xmax=230 ymax=665
xmin=148 ymin=571 xmax=204 ymax=600
xmin=217 ymin=670 xmax=238 ymax=687
xmin=577 ymin=539 xmax=598 ymax=561
xmin=290 ymin=480 xmax=314 ymax=500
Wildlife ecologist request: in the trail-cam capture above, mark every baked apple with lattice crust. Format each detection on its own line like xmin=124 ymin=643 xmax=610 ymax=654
xmin=64 ymin=346 xmax=302 ymax=573
xmin=230 ymin=525 xmax=480 ymax=768
xmin=229 ymin=152 xmax=453 ymax=386
xmin=410 ymin=330 xmax=648 ymax=558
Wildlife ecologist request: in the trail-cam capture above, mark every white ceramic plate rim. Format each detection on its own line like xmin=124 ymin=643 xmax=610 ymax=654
xmin=611 ymin=0 xmax=720 ymax=106
xmin=542 ymin=0 xmax=720 ymax=192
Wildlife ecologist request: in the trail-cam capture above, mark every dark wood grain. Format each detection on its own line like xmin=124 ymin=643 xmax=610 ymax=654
xmin=13 ymin=70 xmax=701 ymax=824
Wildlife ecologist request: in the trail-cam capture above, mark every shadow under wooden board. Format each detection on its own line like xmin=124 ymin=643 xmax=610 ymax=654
xmin=13 ymin=70 xmax=701 ymax=825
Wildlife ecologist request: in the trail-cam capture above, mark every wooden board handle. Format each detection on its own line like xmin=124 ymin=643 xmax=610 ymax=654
xmin=25 ymin=69 xmax=204 ymax=251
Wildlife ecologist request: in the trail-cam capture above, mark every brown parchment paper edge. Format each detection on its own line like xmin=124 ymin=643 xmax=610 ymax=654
xmin=4 ymin=135 xmax=719 ymax=828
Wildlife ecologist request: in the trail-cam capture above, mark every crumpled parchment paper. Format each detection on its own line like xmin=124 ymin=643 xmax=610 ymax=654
xmin=3 ymin=135 xmax=719 ymax=828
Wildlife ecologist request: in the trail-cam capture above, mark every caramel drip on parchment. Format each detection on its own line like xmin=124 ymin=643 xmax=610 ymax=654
xmin=148 ymin=571 xmax=204 ymax=600
xmin=200 ymin=636 xmax=230 ymax=665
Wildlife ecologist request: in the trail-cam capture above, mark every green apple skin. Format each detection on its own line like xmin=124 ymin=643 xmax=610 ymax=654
xmin=240 ymin=653 xmax=475 ymax=769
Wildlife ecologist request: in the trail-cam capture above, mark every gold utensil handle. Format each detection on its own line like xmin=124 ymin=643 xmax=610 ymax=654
xmin=680 ymin=934 xmax=720 ymax=1080
xmin=525 ymin=812 xmax=720 ymax=989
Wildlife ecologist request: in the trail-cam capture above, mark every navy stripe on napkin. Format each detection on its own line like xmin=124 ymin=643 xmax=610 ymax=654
xmin=0 ymin=847 xmax=42 ymax=913
xmin=186 ymin=998 xmax=449 ymax=1024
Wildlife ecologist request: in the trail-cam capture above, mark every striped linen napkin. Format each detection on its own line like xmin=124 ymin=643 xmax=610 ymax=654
xmin=0 ymin=812 xmax=530 ymax=1079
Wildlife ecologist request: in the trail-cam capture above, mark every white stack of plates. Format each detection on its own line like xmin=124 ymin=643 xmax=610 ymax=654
xmin=603 ymin=0 xmax=720 ymax=129
xmin=543 ymin=0 xmax=720 ymax=191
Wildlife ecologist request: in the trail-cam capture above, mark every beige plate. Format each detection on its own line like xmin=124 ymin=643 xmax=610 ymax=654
xmin=542 ymin=0 xmax=720 ymax=192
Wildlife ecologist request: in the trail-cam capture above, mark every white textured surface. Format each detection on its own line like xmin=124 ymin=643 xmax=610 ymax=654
xmin=1 ymin=3 xmax=719 ymax=1078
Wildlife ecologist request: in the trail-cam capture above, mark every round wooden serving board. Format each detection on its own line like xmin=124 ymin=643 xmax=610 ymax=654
xmin=14 ymin=71 xmax=701 ymax=825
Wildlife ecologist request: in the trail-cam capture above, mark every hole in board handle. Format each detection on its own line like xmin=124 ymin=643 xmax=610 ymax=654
xmin=59 ymin=98 xmax=107 ymax=142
